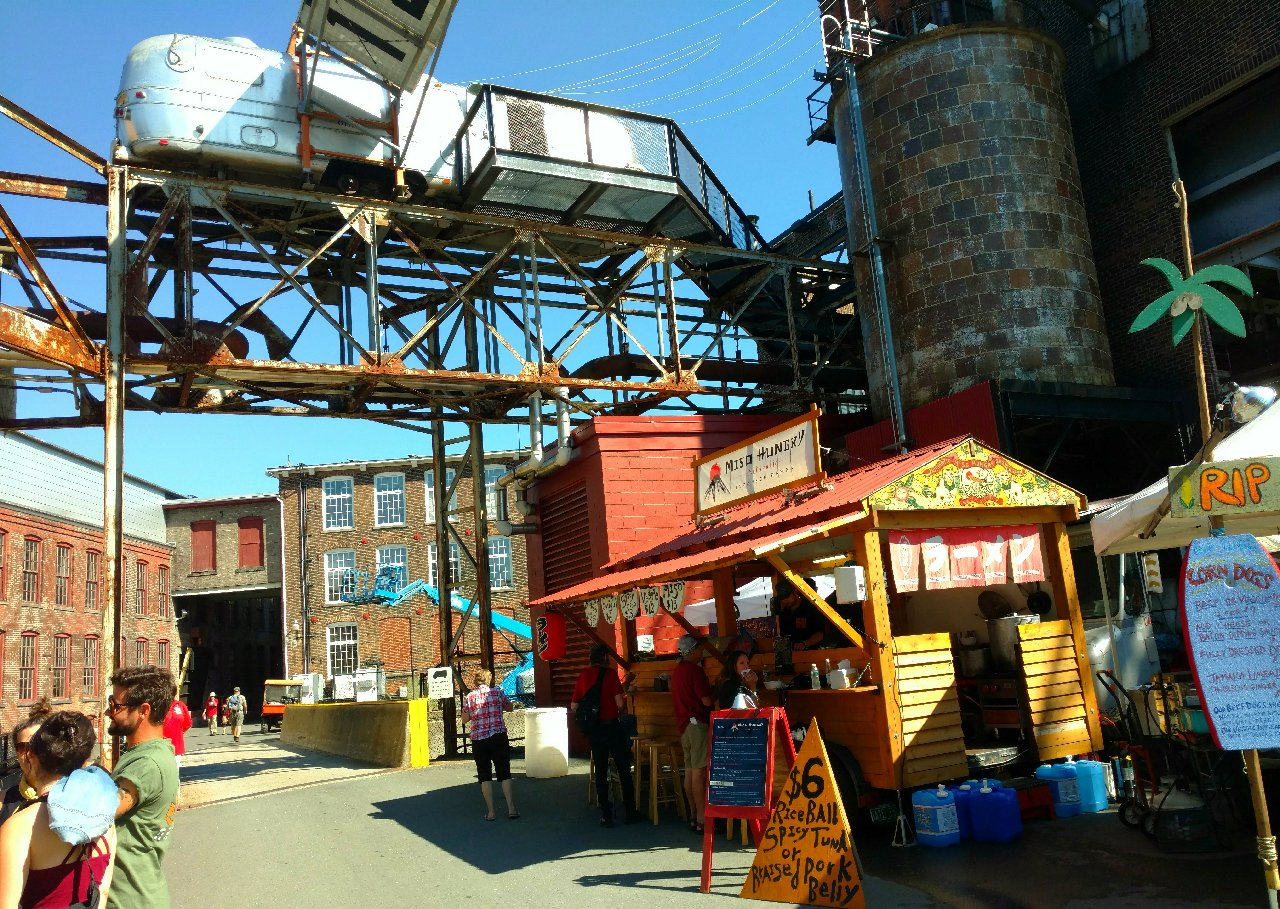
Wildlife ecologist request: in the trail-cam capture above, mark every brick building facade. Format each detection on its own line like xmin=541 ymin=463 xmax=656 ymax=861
xmin=163 ymin=494 xmax=283 ymax=716
xmin=269 ymin=453 xmax=529 ymax=694
xmin=0 ymin=432 xmax=179 ymax=737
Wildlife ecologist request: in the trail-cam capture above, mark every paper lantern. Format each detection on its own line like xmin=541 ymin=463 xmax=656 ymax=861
xmin=639 ymin=587 xmax=661 ymax=617
xmin=619 ymin=589 xmax=640 ymax=620
xmin=535 ymin=612 xmax=567 ymax=662
xmin=584 ymin=599 xmax=600 ymax=626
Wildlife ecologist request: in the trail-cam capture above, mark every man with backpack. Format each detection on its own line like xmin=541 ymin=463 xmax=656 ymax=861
xmin=570 ymin=645 xmax=640 ymax=828
xmin=225 ymin=687 xmax=247 ymax=743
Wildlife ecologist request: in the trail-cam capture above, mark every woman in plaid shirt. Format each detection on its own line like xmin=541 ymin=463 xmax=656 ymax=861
xmin=462 ymin=668 xmax=519 ymax=821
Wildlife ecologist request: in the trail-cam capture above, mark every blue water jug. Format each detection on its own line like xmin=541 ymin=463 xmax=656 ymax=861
xmin=1073 ymin=758 xmax=1109 ymax=813
xmin=912 ymin=785 xmax=960 ymax=847
xmin=948 ymin=783 xmax=975 ymax=840
xmin=1035 ymin=762 xmax=1082 ymax=818
xmin=970 ymin=783 xmax=1023 ymax=843
xmin=965 ymin=777 xmax=1002 ymax=789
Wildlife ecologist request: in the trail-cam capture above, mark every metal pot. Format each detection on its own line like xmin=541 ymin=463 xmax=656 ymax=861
xmin=987 ymin=614 xmax=1040 ymax=671
xmin=956 ymin=646 xmax=991 ymax=678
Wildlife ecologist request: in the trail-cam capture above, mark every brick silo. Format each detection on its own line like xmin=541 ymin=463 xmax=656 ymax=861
xmin=829 ymin=17 xmax=1115 ymax=419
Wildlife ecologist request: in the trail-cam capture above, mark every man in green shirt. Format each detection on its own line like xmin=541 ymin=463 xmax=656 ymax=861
xmin=108 ymin=665 xmax=180 ymax=909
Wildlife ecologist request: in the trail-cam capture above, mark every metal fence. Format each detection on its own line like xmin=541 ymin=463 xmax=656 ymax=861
xmin=820 ymin=0 xmax=1046 ymax=63
xmin=455 ymin=85 xmax=767 ymax=252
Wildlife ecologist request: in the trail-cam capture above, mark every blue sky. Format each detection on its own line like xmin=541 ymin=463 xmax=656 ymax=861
xmin=0 ymin=1 xmax=839 ymax=497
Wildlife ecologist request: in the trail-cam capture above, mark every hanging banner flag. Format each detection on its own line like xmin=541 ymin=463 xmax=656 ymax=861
xmin=1009 ymin=526 xmax=1045 ymax=583
xmin=661 ymin=580 xmax=686 ymax=613
xmin=584 ymin=599 xmax=600 ymax=627
xmin=980 ymin=535 xmax=1009 ymax=586
xmin=619 ymin=589 xmax=640 ymax=620
xmin=948 ymin=539 xmax=984 ymax=588
xmin=639 ymin=587 xmax=661 ymax=617
xmin=921 ymin=537 xmax=953 ymax=589
xmin=602 ymin=595 xmax=619 ymax=623
xmin=888 ymin=533 xmax=920 ymax=593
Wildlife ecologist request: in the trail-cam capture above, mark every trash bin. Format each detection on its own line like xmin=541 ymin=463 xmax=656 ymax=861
xmin=523 ymin=707 xmax=569 ymax=778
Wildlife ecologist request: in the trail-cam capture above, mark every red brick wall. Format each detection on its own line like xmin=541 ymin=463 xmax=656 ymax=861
xmin=0 ymin=507 xmax=176 ymax=735
xmin=846 ymin=381 xmax=1003 ymax=467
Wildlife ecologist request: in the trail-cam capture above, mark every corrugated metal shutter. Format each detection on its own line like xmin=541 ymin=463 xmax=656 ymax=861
xmin=541 ymin=485 xmax=592 ymax=594
xmin=539 ymin=484 xmax=596 ymax=750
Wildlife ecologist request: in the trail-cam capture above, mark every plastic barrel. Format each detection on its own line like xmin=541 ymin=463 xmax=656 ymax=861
xmin=912 ymin=785 xmax=960 ymax=847
xmin=1075 ymin=759 xmax=1109 ymax=813
xmin=948 ymin=784 xmax=975 ymax=840
xmin=522 ymin=707 xmax=569 ymax=778
xmin=971 ymin=784 xmax=1024 ymax=843
xmin=1035 ymin=763 xmax=1082 ymax=817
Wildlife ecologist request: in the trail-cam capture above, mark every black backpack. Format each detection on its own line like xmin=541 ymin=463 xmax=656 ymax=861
xmin=574 ymin=667 xmax=608 ymax=736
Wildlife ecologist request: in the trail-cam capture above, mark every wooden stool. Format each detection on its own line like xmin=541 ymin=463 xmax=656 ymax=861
xmin=640 ymin=737 xmax=686 ymax=825
xmin=725 ymin=817 xmax=751 ymax=845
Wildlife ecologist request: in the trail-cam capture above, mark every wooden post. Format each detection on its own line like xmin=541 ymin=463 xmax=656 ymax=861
xmin=853 ymin=528 xmax=900 ymax=782
xmin=1044 ymin=521 xmax=1104 ymax=750
xmin=713 ymin=567 xmax=737 ymax=635
xmin=764 ymin=553 xmax=866 ymax=651
xmin=1174 ymin=179 xmax=1213 ymax=445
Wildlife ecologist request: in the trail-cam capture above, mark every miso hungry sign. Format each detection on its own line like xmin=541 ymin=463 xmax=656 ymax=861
xmin=1181 ymin=533 xmax=1280 ymax=750
xmin=694 ymin=408 xmax=822 ymax=516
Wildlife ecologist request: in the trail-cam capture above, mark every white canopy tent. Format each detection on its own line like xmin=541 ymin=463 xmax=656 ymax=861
xmin=1091 ymin=402 xmax=1280 ymax=556
xmin=683 ymin=575 xmax=836 ymax=626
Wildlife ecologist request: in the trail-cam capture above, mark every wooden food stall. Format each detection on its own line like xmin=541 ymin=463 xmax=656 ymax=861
xmin=530 ymin=431 xmax=1103 ymax=796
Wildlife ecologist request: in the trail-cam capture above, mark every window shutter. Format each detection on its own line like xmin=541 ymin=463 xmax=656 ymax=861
xmin=191 ymin=521 xmax=216 ymax=571
xmin=238 ymin=517 xmax=264 ymax=568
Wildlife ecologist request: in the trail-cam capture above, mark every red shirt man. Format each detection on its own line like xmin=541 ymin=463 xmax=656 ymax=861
xmin=163 ymin=699 xmax=193 ymax=757
xmin=671 ymin=635 xmax=713 ymax=832
xmin=204 ymin=692 xmax=220 ymax=735
xmin=570 ymin=665 xmax=624 ymax=723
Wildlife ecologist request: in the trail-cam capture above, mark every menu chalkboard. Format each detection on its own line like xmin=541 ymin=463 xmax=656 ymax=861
xmin=708 ymin=716 xmax=769 ymax=808
xmin=1182 ymin=533 xmax=1280 ymax=750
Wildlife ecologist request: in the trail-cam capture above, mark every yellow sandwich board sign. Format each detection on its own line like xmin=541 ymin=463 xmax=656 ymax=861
xmin=741 ymin=720 xmax=867 ymax=909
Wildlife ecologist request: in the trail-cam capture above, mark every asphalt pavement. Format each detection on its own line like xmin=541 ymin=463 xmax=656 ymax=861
xmin=162 ymin=730 xmax=1272 ymax=909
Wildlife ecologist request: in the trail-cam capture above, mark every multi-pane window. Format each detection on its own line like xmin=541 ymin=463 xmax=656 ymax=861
xmin=322 ymin=477 xmax=354 ymax=530
xmin=157 ymin=639 xmax=170 ymax=669
xmin=82 ymin=636 xmax=98 ymax=696
xmin=135 ymin=638 xmax=148 ymax=666
xmin=425 ymin=468 xmax=458 ymax=522
xmin=238 ymin=517 xmax=265 ymax=568
xmin=19 ymin=633 xmax=37 ymax=701
xmin=0 ymin=529 xmax=6 ymax=598
xmin=488 ymin=536 xmax=513 ymax=589
xmin=375 ymin=545 xmax=408 ymax=590
xmin=158 ymin=566 xmax=170 ymax=618
xmin=84 ymin=551 xmax=100 ymax=610
xmin=427 ymin=541 xmax=463 ymax=587
xmin=374 ymin=473 xmax=406 ymax=526
xmin=324 ymin=549 xmax=356 ymax=603
xmin=327 ymin=623 xmax=358 ymax=677
xmin=485 ymin=465 xmax=508 ymax=521
xmin=134 ymin=561 xmax=148 ymax=615
xmin=22 ymin=538 xmax=40 ymax=602
xmin=54 ymin=544 xmax=71 ymax=606
xmin=52 ymin=634 xmax=69 ymax=700
xmin=191 ymin=521 xmax=216 ymax=571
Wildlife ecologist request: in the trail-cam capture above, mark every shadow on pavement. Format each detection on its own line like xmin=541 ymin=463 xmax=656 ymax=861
xmin=181 ymin=741 xmax=383 ymax=786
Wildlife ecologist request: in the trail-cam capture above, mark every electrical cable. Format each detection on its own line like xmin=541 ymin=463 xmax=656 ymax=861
xmin=668 ymin=44 xmax=816 ymax=116
xmin=552 ymin=38 xmax=723 ymax=96
xmin=682 ymin=69 xmax=811 ymax=124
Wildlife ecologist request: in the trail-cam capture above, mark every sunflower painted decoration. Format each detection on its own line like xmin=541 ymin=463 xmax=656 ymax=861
xmin=1128 ymin=257 xmax=1254 ymax=343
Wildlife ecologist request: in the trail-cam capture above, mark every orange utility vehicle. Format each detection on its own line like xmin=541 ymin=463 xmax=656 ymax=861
xmin=261 ymin=679 xmax=302 ymax=733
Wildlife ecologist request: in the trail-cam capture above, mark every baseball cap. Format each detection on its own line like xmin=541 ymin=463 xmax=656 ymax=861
xmin=677 ymin=635 xmax=700 ymax=656
xmin=233 ymin=687 xmax=240 ymax=692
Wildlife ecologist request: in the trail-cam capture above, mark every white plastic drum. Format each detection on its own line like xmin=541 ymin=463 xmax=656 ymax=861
xmin=522 ymin=707 xmax=569 ymax=778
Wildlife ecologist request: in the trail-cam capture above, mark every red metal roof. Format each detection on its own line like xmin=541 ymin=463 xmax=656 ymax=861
xmin=528 ymin=436 xmax=966 ymax=608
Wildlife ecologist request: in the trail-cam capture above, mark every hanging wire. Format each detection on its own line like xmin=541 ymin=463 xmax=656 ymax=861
xmin=668 ymin=43 xmax=816 ymax=115
xmin=551 ymin=37 xmax=722 ymax=95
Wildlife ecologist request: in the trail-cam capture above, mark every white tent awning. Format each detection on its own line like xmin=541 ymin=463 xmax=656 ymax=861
xmin=1091 ymin=404 xmax=1280 ymax=555
xmin=684 ymin=575 xmax=836 ymax=626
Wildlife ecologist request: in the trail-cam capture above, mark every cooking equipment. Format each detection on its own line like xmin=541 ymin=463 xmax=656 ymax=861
xmin=956 ymin=645 xmax=992 ymax=678
xmin=987 ymin=614 xmax=1039 ymax=670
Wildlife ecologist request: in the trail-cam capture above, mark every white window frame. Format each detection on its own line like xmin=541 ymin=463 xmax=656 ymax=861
xmin=326 ymin=622 xmax=358 ymax=678
xmin=484 ymin=465 xmax=508 ymax=521
xmin=82 ymin=636 xmax=98 ymax=696
xmin=427 ymin=540 xmax=463 ymax=587
xmin=54 ymin=544 xmax=71 ymax=607
xmin=323 ymin=549 xmax=357 ymax=603
xmin=52 ymin=634 xmax=69 ymax=699
xmin=488 ymin=536 xmax=513 ymax=589
xmin=375 ymin=544 xmax=408 ymax=590
xmin=374 ymin=472 xmax=406 ymax=527
xmin=425 ymin=468 xmax=458 ymax=523
xmin=322 ymin=476 xmax=355 ymax=531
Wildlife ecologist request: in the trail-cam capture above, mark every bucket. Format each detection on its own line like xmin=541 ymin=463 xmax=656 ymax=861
xmin=1035 ymin=762 xmax=1081 ymax=817
xmin=987 ymin=614 xmax=1040 ymax=671
xmin=1073 ymin=758 xmax=1109 ymax=813
xmin=911 ymin=785 xmax=960 ymax=847
xmin=523 ymin=707 xmax=569 ymax=778
xmin=971 ymin=784 xmax=1023 ymax=843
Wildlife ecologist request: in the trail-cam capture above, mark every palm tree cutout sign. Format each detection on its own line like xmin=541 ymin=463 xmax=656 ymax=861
xmin=1128 ymin=257 xmax=1254 ymax=343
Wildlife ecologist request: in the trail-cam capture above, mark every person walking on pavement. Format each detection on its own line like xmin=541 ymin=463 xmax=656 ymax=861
xmin=672 ymin=635 xmax=713 ymax=834
xmin=203 ymin=692 xmax=219 ymax=736
xmin=460 ymin=669 xmax=519 ymax=822
xmin=225 ymin=688 xmax=247 ymax=743
xmin=161 ymin=698 xmax=192 ymax=797
xmin=571 ymin=645 xmax=641 ymax=828
xmin=108 ymin=665 xmax=179 ymax=909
